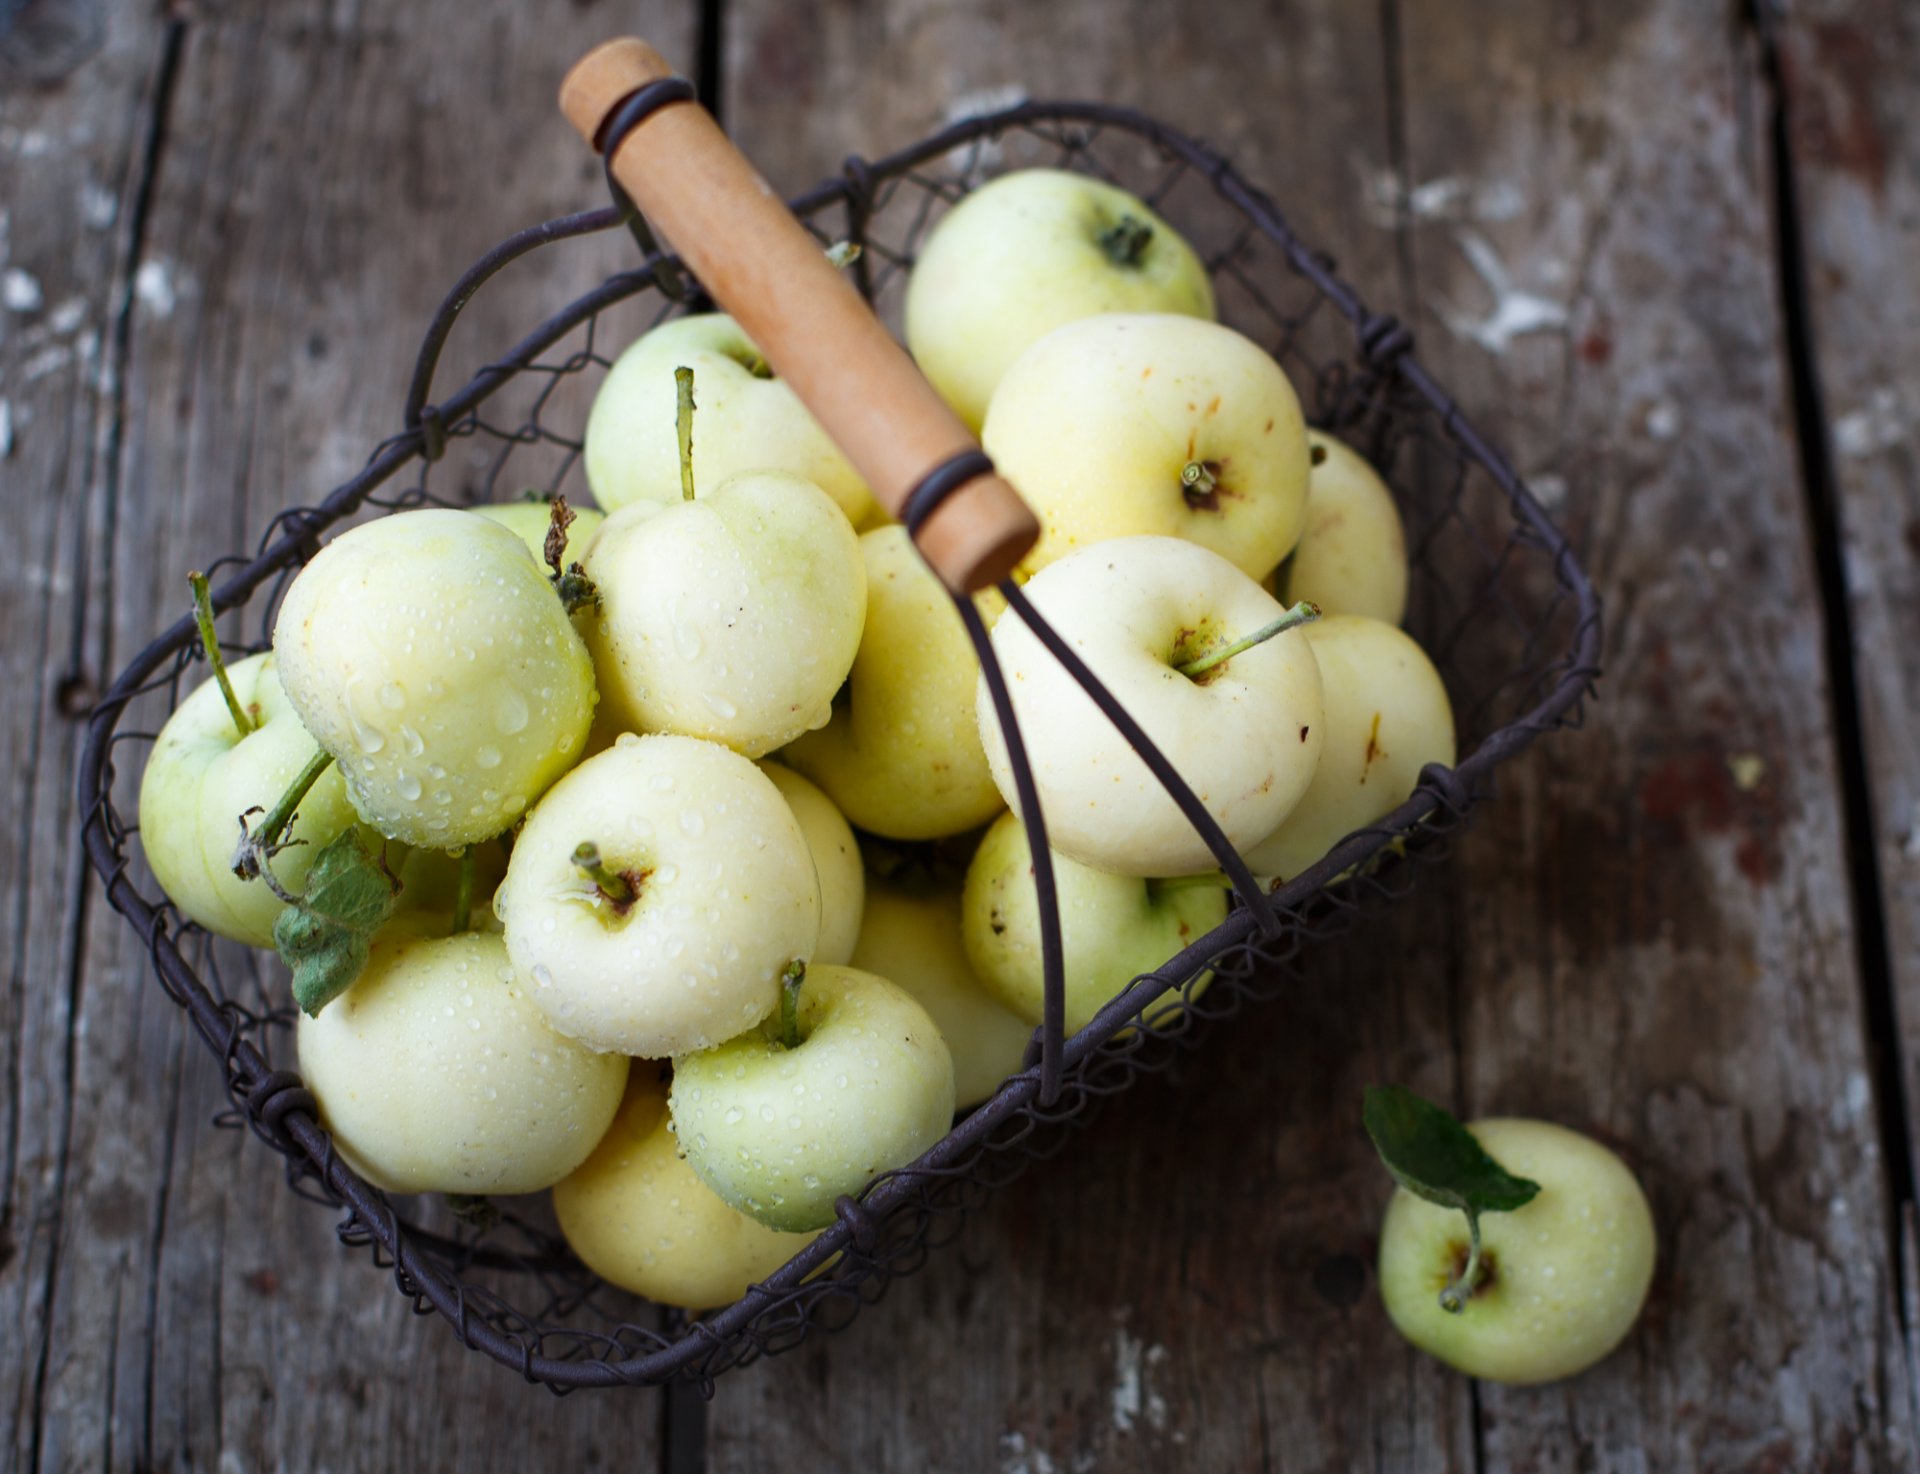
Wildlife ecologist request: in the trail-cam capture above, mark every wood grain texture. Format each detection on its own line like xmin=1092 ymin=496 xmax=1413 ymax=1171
xmin=1782 ymin=0 xmax=1920 ymax=1221
xmin=711 ymin=0 xmax=1920 ymax=1470
xmin=4 ymin=3 xmax=695 ymax=1469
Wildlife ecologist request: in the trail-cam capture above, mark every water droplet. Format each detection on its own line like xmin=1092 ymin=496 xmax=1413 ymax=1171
xmin=396 ymin=772 xmax=423 ymax=802
xmin=648 ymin=773 xmax=675 ymax=793
xmin=703 ymin=692 xmax=738 ymax=720
xmin=724 ymin=1106 xmax=743 ymax=1125
xmin=674 ymin=622 xmax=704 ymax=661
xmin=531 ymin=964 xmax=553 ymax=989
xmin=378 ymin=682 xmax=405 ymax=710
xmin=679 ymin=809 xmax=706 ymax=838
xmin=349 ymin=714 xmax=386 ymax=754
xmin=494 ymin=689 xmax=530 ymax=735
xmin=475 ymin=745 xmax=502 ymax=770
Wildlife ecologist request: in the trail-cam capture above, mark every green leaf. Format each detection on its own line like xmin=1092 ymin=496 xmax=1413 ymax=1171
xmin=273 ymin=829 xmax=401 ymax=1017
xmin=1362 ymin=1084 xmax=1541 ymax=1217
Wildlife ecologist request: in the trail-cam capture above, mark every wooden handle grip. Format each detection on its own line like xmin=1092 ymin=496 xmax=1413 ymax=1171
xmin=559 ymin=38 xmax=1038 ymax=593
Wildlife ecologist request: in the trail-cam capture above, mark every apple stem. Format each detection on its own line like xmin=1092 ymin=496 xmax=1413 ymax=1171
xmin=1180 ymin=460 xmax=1219 ymax=499
xmin=1176 ymin=601 xmax=1321 ymax=679
xmin=543 ymin=495 xmax=600 ymax=614
xmin=1439 ymin=1208 xmax=1485 ymax=1314
xmin=1098 ymin=214 xmax=1155 ymax=267
xmin=778 ymin=958 xmax=806 ymax=1049
xmin=189 ymin=571 xmax=255 ymax=740
xmin=675 ymin=364 xmax=697 ymax=502
xmin=572 ymin=842 xmax=633 ymax=905
xmin=824 ymin=240 xmax=862 ymax=270
xmin=232 ymin=747 xmax=336 ymax=885
xmin=451 ymin=847 xmax=475 ymax=935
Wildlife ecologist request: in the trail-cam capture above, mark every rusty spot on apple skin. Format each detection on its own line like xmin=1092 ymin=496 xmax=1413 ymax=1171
xmin=1300 ymin=726 xmax=1310 ymax=743
xmin=1204 ymin=395 xmax=1222 ymax=418
xmin=1360 ymin=711 xmax=1384 ymax=783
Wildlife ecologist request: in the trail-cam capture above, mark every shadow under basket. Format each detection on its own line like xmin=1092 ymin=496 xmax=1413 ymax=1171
xmin=78 ymin=102 xmax=1602 ymax=1393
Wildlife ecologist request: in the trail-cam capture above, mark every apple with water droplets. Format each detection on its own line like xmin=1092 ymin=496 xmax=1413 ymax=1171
xmin=1377 ymin=1118 xmax=1657 ymax=1384
xmin=494 ymin=734 xmax=820 ymax=1058
xmin=273 ymin=509 xmax=596 ymax=849
xmin=139 ymin=650 xmax=364 ymax=947
xmin=781 ymin=526 xmax=1005 ymax=840
xmin=670 ymin=963 xmax=955 ymax=1232
xmin=982 ymin=313 xmax=1311 ymax=580
xmin=905 ymin=168 xmax=1216 ymax=431
xmin=584 ymin=313 xmax=875 ymax=525
xmin=976 ymin=535 xmax=1323 ymax=876
xmin=961 ymin=811 xmax=1226 ymax=1036
xmin=554 ymin=1063 xmax=820 ymax=1310
xmin=583 ymin=470 xmax=865 ymax=759
xmin=296 ymin=917 xmax=628 ymax=1195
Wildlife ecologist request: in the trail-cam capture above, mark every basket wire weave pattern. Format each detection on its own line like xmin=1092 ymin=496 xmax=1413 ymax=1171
xmin=77 ymin=102 xmax=1601 ymax=1393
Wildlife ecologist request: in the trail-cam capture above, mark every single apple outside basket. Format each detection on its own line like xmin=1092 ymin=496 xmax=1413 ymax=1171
xmin=76 ymin=38 xmax=1602 ymax=1393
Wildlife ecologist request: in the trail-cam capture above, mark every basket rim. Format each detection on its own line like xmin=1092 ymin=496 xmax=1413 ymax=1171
xmin=75 ymin=97 xmax=1603 ymax=1391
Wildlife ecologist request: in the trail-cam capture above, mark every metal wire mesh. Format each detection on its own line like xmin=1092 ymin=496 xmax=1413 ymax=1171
xmin=77 ymin=102 xmax=1601 ymax=1393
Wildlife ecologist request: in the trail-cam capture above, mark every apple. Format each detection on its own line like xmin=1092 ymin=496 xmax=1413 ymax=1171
xmin=553 ymin=1062 xmax=819 ymax=1310
xmin=1241 ymin=615 xmax=1454 ymax=885
xmin=781 ymin=526 xmax=1006 ymax=840
xmin=273 ymin=508 xmax=596 ymax=849
xmin=1276 ymin=432 xmax=1408 ymax=625
xmin=850 ymin=878 xmax=1032 ymax=1109
xmin=761 ymin=761 xmax=864 ymax=966
xmin=905 ymin=168 xmax=1216 ymax=431
xmin=976 ymin=535 xmax=1324 ymax=876
xmin=139 ymin=650 xmax=362 ymax=947
xmin=390 ymin=837 xmax=511 ymax=931
xmin=1377 ymin=1118 xmax=1657 ymax=1384
xmin=583 ymin=313 xmax=876 ymax=525
xmin=670 ymin=963 xmax=955 ymax=1232
xmin=982 ymin=313 xmax=1310 ymax=580
xmin=493 ymin=734 xmax=820 ymax=1058
xmin=583 ymin=470 xmax=866 ymax=758
xmin=473 ymin=497 xmax=603 ymax=570
xmin=961 ymin=812 xmax=1225 ymax=1036
xmin=296 ymin=919 xmax=629 ymax=1196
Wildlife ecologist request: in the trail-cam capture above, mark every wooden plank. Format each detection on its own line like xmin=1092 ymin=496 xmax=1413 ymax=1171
xmin=1782 ymin=0 xmax=1920 ymax=1253
xmin=718 ymin=6 xmax=1479 ymax=1471
xmin=1393 ymin=1 xmax=1918 ymax=1467
xmin=9 ymin=4 xmax=698 ymax=1468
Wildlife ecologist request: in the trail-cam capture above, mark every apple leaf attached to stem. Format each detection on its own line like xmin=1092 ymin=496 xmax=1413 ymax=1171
xmin=1363 ymin=1084 xmax=1541 ymax=1313
xmin=273 ymin=828 xmax=401 ymax=1017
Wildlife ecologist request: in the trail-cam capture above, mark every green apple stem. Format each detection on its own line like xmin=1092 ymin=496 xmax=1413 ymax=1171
xmin=572 ymin=842 xmax=632 ymax=905
xmin=777 ymin=958 xmax=807 ymax=1049
xmin=1180 ymin=460 xmax=1219 ymax=500
xmin=1176 ymin=601 xmax=1321 ymax=679
xmin=1440 ymin=1207 xmax=1485 ymax=1314
xmin=233 ymin=747 xmax=337 ymax=887
xmin=675 ymin=364 xmax=696 ymax=502
xmin=189 ymin=571 xmax=254 ymax=739
xmin=824 ymin=239 xmax=862 ymax=270
xmin=1097 ymin=214 xmax=1154 ymax=266
xmin=450 ymin=847 xmax=475 ymax=935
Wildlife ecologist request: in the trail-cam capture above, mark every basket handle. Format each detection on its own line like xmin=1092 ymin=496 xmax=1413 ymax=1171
xmin=559 ymin=37 xmax=1039 ymax=593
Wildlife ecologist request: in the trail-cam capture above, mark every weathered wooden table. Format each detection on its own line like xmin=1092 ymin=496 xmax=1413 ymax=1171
xmin=4 ymin=1 xmax=1917 ymax=1468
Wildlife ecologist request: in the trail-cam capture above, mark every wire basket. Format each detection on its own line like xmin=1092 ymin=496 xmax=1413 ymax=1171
xmin=77 ymin=99 xmax=1601 ymax=1393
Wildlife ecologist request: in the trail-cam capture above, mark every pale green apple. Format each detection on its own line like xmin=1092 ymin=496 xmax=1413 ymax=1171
xmin=583 ymin=471 xmax=865 ymax=758
xmin=761 ymin=761 xmax=864 ymax=967
xmin=390 ymin=837 xmax=510 ymax=931
xmin=583 ymin=313 xmax=875 ymax=525
xmin=961 ymin=811 xmax=1226 ymax=1036
xmin=297 ymin=920 xmax=629 ymax=1196
xmin=905 ymin=168 xmax=1215 ymax=431
xmin=495 ymin=735 xmax=821 ymax=1058
xmin=138 ymin=651 xmax=361 ymax=947
xmin=473 ymin=497 xmax=604 ymax=570
xmin=553 ymin=1063 xmax=819 ymax=1310
xmin=983 ymin=313 xmax=1310 ymax=580
xmin=976 ymin=536 xmax=1323 ymax=876
xmin=670 ymin=964 xmax=955 ymax=1232
xmin=1276 ymin=432 xmax=1408 ymax=624
xmin=851 ymin=879 xmax=1032 ymax=1108
xmin=781 ymin=526 xmax=1005 ymax=840
xmin=1242 ymin=615 xmax=1453 ymax=885
xmin=273 ymin=509 xmax=596 ymax=848
xmin=1377 ymin=1118 xmax=1657 ymax=1384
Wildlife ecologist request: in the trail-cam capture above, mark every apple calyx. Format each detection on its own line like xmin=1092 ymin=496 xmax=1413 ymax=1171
xmin=1175 ymin=601 xmax=1321 ymax=681
xmin=675 ymin=364 xmax=697 ymax=502
xmin=571 ymin=841 xmax=639 ymax=910
xmin=189 ymin=570 xmax=256 ymax=739
xmin=776 ymin=958 xmax=807 ymax=1049
xmin=1097 ymin=214 xmax=1155 ymax=267
xmin=1362 ymin=1084 xmax=1542 ymax=1315
xmin=543 ymin=496 xmax=599 ymax=615
xmin=232 ymin=747 xmax=339 ymax=888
